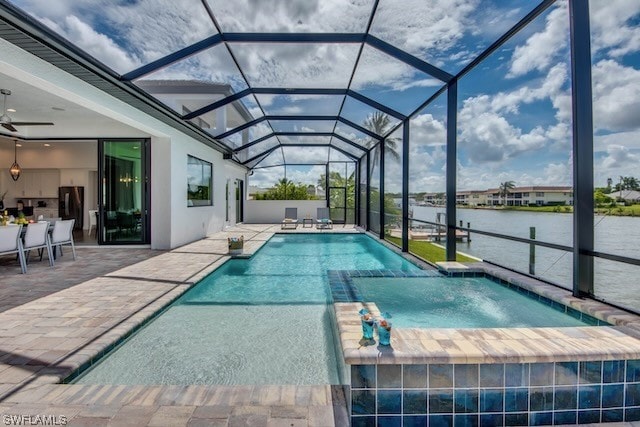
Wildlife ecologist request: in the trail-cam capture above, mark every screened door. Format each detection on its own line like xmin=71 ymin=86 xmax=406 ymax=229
xmin=99 ymin=139 xmax=150 ymax=244
xmin=329 ymin=187 xmax=346 ymax=224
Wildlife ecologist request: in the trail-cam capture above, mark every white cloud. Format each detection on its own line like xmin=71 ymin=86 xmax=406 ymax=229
xmin=205 ymin=0 xmax=374 ymax=33
xmin=592 ymin=60 xmax=640 ymax=132
xmin=508 ymin=2 xmax=568 ymax=78
xmin=590 ymin=0 xmax=640 ymax=58
xmin=38 ymin=15 xmax=141 ymax=73
xmin=601 ymin=144 xmax=640 ymax=169
xmin=369 ymin=0 xmax=478 ymax=63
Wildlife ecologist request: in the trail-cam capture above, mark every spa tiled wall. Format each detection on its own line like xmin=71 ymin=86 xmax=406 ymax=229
xmin=350 ymin=360 xmax=640 ymax=426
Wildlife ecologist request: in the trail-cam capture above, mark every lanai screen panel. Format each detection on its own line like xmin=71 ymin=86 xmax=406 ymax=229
xmin=257 ymin=95 xmax=345 ymax=116
xmin=221 ymin=122 xmax=273 ymax=149
xmin=229 ymin=43 xmax=361 ymax=88
xmin=369 ymin=0 xmax=541 ymax=74
xmin=282 ymin=146 xmax=330 ymax=164
xmin=340 ymin=97 xmax=401 ymax=134
xmin=351 ymin=44 xmax=444 ymax=115
xmin=334 ymin=125 xmax=373 ymax=150
xmin=269 ymin=120 xmax=336 ymax=133
xmin=8 ymin=0 xmax=218 ymax=74
xmin=132 ymin=44 xmax=249 ymax=113
xmin=279 ymin=136 xmax=332 ymax=146
xmin=205 ymin=0 xmax=375 ymax=33
xmin=330 ymin=138 xmax=366 ymax=158
xmin=183 ymin=95 xmax=263 ymax=137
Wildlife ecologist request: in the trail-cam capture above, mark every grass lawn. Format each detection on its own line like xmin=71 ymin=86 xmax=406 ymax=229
xmin=595 ymin=204 xmax=640 ymax=216
xmin=385 ymin=236 xmax=477 ymax=263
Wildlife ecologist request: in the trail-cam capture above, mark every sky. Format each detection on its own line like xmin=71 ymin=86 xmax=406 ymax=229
xmin=9 ymin=0 xmax=640 ymax=192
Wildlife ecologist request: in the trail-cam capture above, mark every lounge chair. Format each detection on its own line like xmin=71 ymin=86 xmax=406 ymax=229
xmin=316 ymin=207 xmax=333 ymax=229
xmin=281 ymin=207 xmax=299 ymax=229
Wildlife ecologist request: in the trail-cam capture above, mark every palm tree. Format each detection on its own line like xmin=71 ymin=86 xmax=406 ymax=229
xmin=363 ymin=112 xmax=401 ymax=176
xmin=499 ymin=181 xmax=515 ymax=206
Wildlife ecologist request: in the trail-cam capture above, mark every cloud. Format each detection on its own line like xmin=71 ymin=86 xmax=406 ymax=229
xmin=369 ymin=0 xmax=478 ymax=65
xmin=590 ymin=0 xmax=640 ymax=58
xmin=600 ymin=144 xmax=640 ymax=169
xmin=205 ymin=0 xmax=373 ymax=33
xmin=508 ymin=2 xmax=569 ymax=78
xmin=592 ymin=60 xmax=640 ymax=132
xmin=37 ymin=15 xmax=141 ymax=73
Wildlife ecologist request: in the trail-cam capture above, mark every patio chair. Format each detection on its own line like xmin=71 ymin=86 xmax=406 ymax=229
xmin=0 ymin=224 xmax=27 ymax=274
xmin=23 ymin=221 xmax=54 ymax=267
xmin=50 ymin=219 xmax=76 ymax=260
xmin=316 ymin=207 xmax=333 ymax=229
xmin=281 ymin=207 xmax=299 ymax=229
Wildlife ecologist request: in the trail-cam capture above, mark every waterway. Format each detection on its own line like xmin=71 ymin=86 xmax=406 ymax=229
xmin=409 ymin=206 xmax=640 ymax=312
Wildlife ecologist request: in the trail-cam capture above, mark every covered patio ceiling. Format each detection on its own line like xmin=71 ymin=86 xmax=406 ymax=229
xmin=1 ymin=0 xmax=554 ymax=169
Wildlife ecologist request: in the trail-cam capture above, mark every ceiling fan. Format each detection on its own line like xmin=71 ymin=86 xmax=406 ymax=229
xmin=1 ymin=88 xmax=54 ymax=132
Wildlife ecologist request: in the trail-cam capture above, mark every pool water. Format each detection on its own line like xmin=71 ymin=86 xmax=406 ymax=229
xmin=352 ymin=277 xmax=591 ymax=328
xmin=75 ymin=233 xmax=417 ymax=385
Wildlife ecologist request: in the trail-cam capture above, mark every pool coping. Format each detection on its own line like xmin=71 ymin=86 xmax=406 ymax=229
xmin=332 ymin=262 xmax=640 ymax=365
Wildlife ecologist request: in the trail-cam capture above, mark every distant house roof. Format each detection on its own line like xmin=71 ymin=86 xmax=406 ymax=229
xmin=609 ymin=190 xmax=640 ymax=201
xmin=136 ymin=80 xmax=253 ymax=121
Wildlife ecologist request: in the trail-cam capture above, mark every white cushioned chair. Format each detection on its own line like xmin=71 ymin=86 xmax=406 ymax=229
xmin=51 ymin=219 xmax=76 ymax=260
xmin=0 ymin=224 xmax=27 ymax=274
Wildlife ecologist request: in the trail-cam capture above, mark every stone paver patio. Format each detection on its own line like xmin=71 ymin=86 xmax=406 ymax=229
xmin=0 ymin=224 xmax=357 ymax=426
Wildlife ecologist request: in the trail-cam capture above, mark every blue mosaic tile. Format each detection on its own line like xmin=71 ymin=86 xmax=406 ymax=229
xmin=504 ymin=388 xmax=528 ymax=412
xmin=530 ymin=363 xmax=554 ymax=386
xmin=428 ymin=414 xmax=453 ymax=427
xmin=403 ymin=390 xmax=428 ymax=415
xmin=454 ymin=389 xmax=478 ymax=413
xmin=529 ymin=387 xmax=554 ymax=411
xmin=351 ymin=390 xmax=376 ymax=415
xmin=480 ymin=413 xmax=503 ymax=427
xmin=403 ymin=364 xmax=427 ymax=388
xmin=479 ymin=389 xmax=503 ymax=413
xmin=429 ymin=364 xmax=453 ymax=388
xmin=626 ymin=407 xmax=640 ymax=422
xmin=377 ymin=416 xmax=402 ymax=427
xmin=627 ymin=359 xmax=640 ymax=382
xmin=377 ymin=390 xmax=402 ymax=414
xmin=554 ymin=386 xmax=577 ymax=410
xmin=378 ymin=364 xmax=402 ymax=388
xmin=455 ymin=364 xmax=479 ymax=388
xmin=555 ymin=362 xmax=578 ymax=385
xmin=351 ymin=415 xmax=375 ymax=427
xmin=582 ymin=314 xmax=599 ymax=325
xmin=579 ymin=361 xmax=602 ymax=384
xmin=504 ymin=412 xmax=528 ymax=426
xmin=625 ymin=383 xmax=640 ymax=407
xmin=602 ymin=408 xmax=624 ymax=422
xmin=603 ymin=360 xmax=625 ymax=383
xmin=530 ymin=412 xmax=553 ymax=426
xmin=429 ymin=389 xmax=454 ymax=414
xmin=578 ymin=410 xmax=601 ymax=424
xmin=403 ymin=415 xmax=428 ymax=427
xmin=553 ymin=410 xmax=576 ymax=425
xmin=352 ymin=365 xmax=376 ymax=389
xmin=602 ymin=384 xmax=624 ymax=408
xmin=480 ymin=364 xmax=504 ymax=388
xmin=455 ymin=414 xmax=478 ymax=427
xmin=578 ymin=385 xmax=601 ymax=409
xmin=505 ymin=364 xmax=529 ymax=387
xmin=566 ymin=306 xmax=582 ymax=320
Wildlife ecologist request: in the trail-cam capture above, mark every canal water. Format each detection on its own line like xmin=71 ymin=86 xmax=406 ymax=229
xmin=410 ymin=206 xmax=640 ymax=312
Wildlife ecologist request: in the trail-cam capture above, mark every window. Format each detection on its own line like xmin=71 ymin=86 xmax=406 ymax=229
xmin=187 ymin=155 xmax=212 ymax=207
xmin=536 ymin=192 xmax=544 ymax=197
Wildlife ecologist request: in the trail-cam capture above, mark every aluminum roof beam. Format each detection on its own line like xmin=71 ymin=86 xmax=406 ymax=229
xmin=181 ymin=88 xmax=405 ymax=122
xmin=241 ymin=143 xmax=358 ymax=165
xmin=233 ymin=131 xmax=367 ymax=154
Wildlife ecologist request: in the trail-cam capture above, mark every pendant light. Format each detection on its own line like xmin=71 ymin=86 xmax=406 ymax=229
xmin=9 ymin=139 xmax=21 ymax=181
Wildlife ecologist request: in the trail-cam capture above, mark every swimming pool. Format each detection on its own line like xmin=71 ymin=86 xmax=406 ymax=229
xmin=73 ymin=233 xmax=418 ymax=385
xmin=352 ymin=276 xmax=593 ymax=328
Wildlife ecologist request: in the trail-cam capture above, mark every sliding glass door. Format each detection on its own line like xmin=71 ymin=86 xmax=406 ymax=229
xmin=98 ymin=139 xmax=150 ymax=244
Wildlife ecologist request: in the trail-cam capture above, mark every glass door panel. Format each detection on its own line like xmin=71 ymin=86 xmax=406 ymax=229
xmin=329 ymin=187 xmax=346 ymax=224
xmin=99 ymin=139 xmax=149 ymax=244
